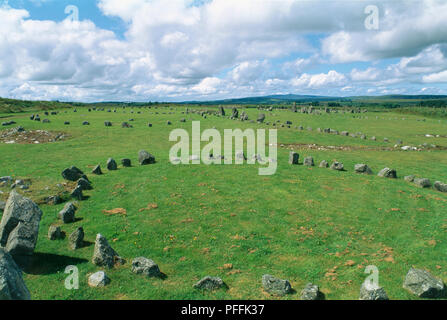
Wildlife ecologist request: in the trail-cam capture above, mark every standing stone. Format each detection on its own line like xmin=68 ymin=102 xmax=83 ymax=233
xmin=413 ymin=178 xmax=431 ymax=188
xmin=92 ymin=234 xmax=124 ymax=268
xmin=218 ymin=106 xmax=225 ymax=116
xmin=354 ymin=164 xmax=373 ymax=175
xmin=48 ymin=226 xmax=63 ymax=240
xmin=0 ymin=191 xmax=42 ymax=269
xmin=319 ymin=160 xmax=329 ymax=168
xmin=61 ymin=166 xmax=85 ymax=182
xmin=77 ymin=178 xmax=92 ymax=191
xmin=0 ymin=201 xmax=5 ymax=212
xmin=58 ymin=202 xmax=77 ymax=224
xmin=107 ymin=158 xmax=117 ymax=171
xmin=44 ymin=195 xmax=63 ymax=205
xmin=262 ymin=274 xmax=292 ymax=296
xmin=138 ymin=150 xmax=156 ymax=165
xmin=300 ymin=283 xmax=323 ymax=300
xmin=232 ymin=108 xmax=239 ymax=119
xmin=330 ymin=162 xmax=344 ymax=171
xmin=0 ymin=248 xmax=31 ymax=300
xmin=403 ymin=268 xmax=445 ymax=298
xmin=131 ymin=257 xmax=162 ymax=277
xmin=121 ymin=159 xmax=131 ymax=167
xmin=359 ymin=282 xmax=389 ymax=300
xmin=303 ymin=157 xmax=314 ymax=167
xmin=378 ymin=168 xmax=397 ymax=178
xmin=69 ymin=227 xmax=84 ymax=250
xmin=88 ymin=271 xmax=110 ymax=288
xmin=193 ymin=276 xmax=224 ymax=291
xmin=257 ymin=114 xmax=266 ymax=123
xmin=235 ymin=151 xmax=247 ymax=161
xmin=71 ymin=186 xmax=84 ymax=201
xmin=104 ymin=121 xmax=112 ymax=127
xmin=404 ymin=175 xmax=415 ymax=182
xmin=288 ymin=152 xmax=299 ymax=165
xmin=92 ymin=165 xmax=102 ymax=175
xmin=434 ymin=181 xmax=447 ymax=193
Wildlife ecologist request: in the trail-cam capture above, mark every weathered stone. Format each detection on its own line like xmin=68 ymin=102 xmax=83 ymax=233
xmin=69 ymin=227 xmax=84 ymax=250
xmin=288 ymin=152 xmax=299 ymax=165
xmin=404 ymin=175 xmax=415 ymax=182
xmin=0 ymin=201 xmax=5 ymax=212
xmin=48 ymin=225 xmax=63 ymax=240
xmin=300 ymin=283 xmax=323 ymax=300
xmin=235 ymin=151 xmax=247 ymax=161
xmin=319 ymin=160 xmax=329 ymax=168
xmin=92 ymin=234 xmax=124 ymax=268
xmin=121 ymin=159 xmax=131 ymax=167
xmin=138 ymin=150 xmax=156 ymax=165
xmin=88 ymin=271 xmax=110 ymax=288
xmin=231 ymin=108 xmax=239 ymax=119
xmin=71 ymin=186 xmax=84 ymax=201
xmin=104 ymin=121 xmax=112 ymax=127
xmin=257 ymin=114 xmax=266 ymax=123
xmin=107 ymin=158 xmax=117 ymax=171
xmin=359 ymin=282 xmax=389 ymax=300
xmin=77 ymin=178 xmax=92 ymax=191
xmin=44 ymin=195 xmax=63 ymax=205
xmin=0 ymin=248 xmax=31 ymax=300
xmin=193 ymin=276 xmax=224 ymax=291
xmin=262 ymin=274 xmax=292 ymax=296
xmin=58 ymin=202 xmax=77 ymax=224
xmin=378 ymin=168 xmax=397 ymax=178
xmin=403 ymin=268 xmax=445 ymax=298
xmin=92 ymin=165 xmax=102 ymax=175
xmin=218 ymin=106 xmax=225 ymax=116
xmin=434 ymin=181 xmax=447 ymax=193
xmin=0 ymin=191 xmax=42 ymax=269
xmin=414 ymin=178 xmax=431 ymax=188
xmin=354 ymin=164 xmax=373 ymax=174
xmin=82 ymin=121 xmax=90 ymax=126
xmin=330 ymin=162 xmax=344 ymax=171
xmin=303 ymin=157 xmax=314 ymax=166
xmin=131 ymin=257 xmax=162 ymax=277
xmin=61 ymin=166 xmax=85 ymax=182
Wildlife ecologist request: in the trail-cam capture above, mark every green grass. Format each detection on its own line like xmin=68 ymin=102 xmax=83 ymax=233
xmin=1 ymin=106 xmax=447 ymax=300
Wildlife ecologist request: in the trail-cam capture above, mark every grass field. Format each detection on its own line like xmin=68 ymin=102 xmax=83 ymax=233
xmin=1 ymin=106 xmax=447 ymax=300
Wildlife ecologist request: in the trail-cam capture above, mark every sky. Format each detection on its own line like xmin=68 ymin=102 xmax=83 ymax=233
xmin=1 ymin=0 xmax=447 ymax=102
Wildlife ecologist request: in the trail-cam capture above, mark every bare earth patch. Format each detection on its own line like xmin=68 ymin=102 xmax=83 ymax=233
xmin=0 ymin=127 xmax=69 ymax=144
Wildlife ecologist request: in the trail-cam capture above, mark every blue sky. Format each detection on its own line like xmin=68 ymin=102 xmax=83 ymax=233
xmin=1 ymin=0 xmax=447 ymax=102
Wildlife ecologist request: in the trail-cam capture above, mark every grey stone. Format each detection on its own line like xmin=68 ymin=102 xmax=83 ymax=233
xmin=354 ymin=164 xmax=372 ymax=174
xmin=77 ymin=178 xmax=92 ymax=191
xmin=0 ymin=201 xmax=6 ymax=212
xmin=289 ymin=152 xmax=299 ymax=165
xmin=92 ymin=165 xmax=102 ymax=175
xmin=359 ymin=282 xmax=389 ymax=300
xmin=300 ymin=283 xmax=323 ymax=300
xmin=88 ymin=271 xmax=110 ymax=288
xmin=71 ymin=186 xmax=84 ymax=201
xmin=0 ymin=191 xmax=42 ymax=269
xmin=330 ymin=162 xmax=344 ymax=171
xmin=131 ymin=257 xmax=162 ymax=277
xmin=104 ymin=121 xmax=112 ymax=127
xmin=69 ymin=227 xmax=84 ymax=250
xmin=403 ymin=268 xmax=445 ymax=298
xmin=414 ymin=178 xmax=431 ymax=188
xmin=121 ymin=159 xmax=131 ymax=167
xmin=44 ymin=195 xmax=63 ymax=205
xmin=107 ymin=158 xmax=117 ymax=171
xmin=138 ymin=150 xmax=156 ymax=165
xmin=235 ymin=151 xmax=247 ymax=161
xmin=58 ymin=202 xmax=77 ymax=224
xmin=61 ymin=166 xmax=85 ymax=182
xmin=92 ymin=234 xmax=124 ymax=268
xmin=48 ymin=226 xmax=63 ymax=240
xmin=303 ymin=157 xmax=314 ymax=166
xmin=319 ymin=160 xmax=329 ymax=168
xmin=262 ymin=274 xmax=292 ymax=296
xmin=378 ymin=168 xmax=397 ymax=178
xmin=257 ymin=114 xmax=266 ymax=123
xmin=193 ymin=276 xmax=224 ymax=291
xmin=0 ymin=248 xmax=31 ymax=300
xmin=404 ymin=175 xmax=415 ymax=182
xmin=434 ymin=181 xmax=447 ymax=193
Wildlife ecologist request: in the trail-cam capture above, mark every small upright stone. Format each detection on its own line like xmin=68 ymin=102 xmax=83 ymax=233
xmin=92 ymin=234 xmax=124 ymax=268
xmin=88 ymin=271 xmax=110 ymax=288
xmin=262 ymin=274 xmax=292 ymax=296
xmin=107 ymin=158 xmax=117 ymax=171
xmin=131 ymin=257 xmax=161 ymax=277
xmin=71 ymin=186 xmax=84 ymax=201
xmin=77 ymin=178 xmax=92 ymax=191
xmin=58 ymin=202 xmax=77 ymax=223
xmin=121 ymin=159 xmax=131 ymax=167
xmin=330 ymin=162 xmax=344 ymax=171
xmin=434 ymin=181 xmax=447 ymax=193
xmin=48 ymin=225 xmax=63 ymax=240
xmin=403 ymin=268 xmax=445 ymax=298
xmin=378 ymin=168 xmax=397 ymax=178
xmin=92 ymin=165 xmax=102 ymax=175
xmin=319 ymin=160 xmax=329 ymax=168
xmin=354 ymin=164 xmax=372 ymax=174
xmin=193 ymin=276 xmax=224 ymax=291
xmin=69 ymin=227 xmax=84 ymax=250
xmin=413 ymin=178 xmax=431 ymax=188
xmin=138 ymin=150 xmax=156 ymax=165
xmin=288 ymin=152 xmax=299 ymax=165
xmin=303 ymin=157 xmax=314 ymax=167
xmin=61 ymin=166 xmax=85 ymax=182
xmin=359 ymin=282 xmax=389 ymax=300
xmin=404 ymin=175 xmax=415 ymax=182
xmin=301 ymin=283 xmax=323 ymax=300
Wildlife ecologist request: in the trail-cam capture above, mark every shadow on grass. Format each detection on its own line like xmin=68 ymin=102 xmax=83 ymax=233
xmin=26 ymin=252 xmax=88 ymax=275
